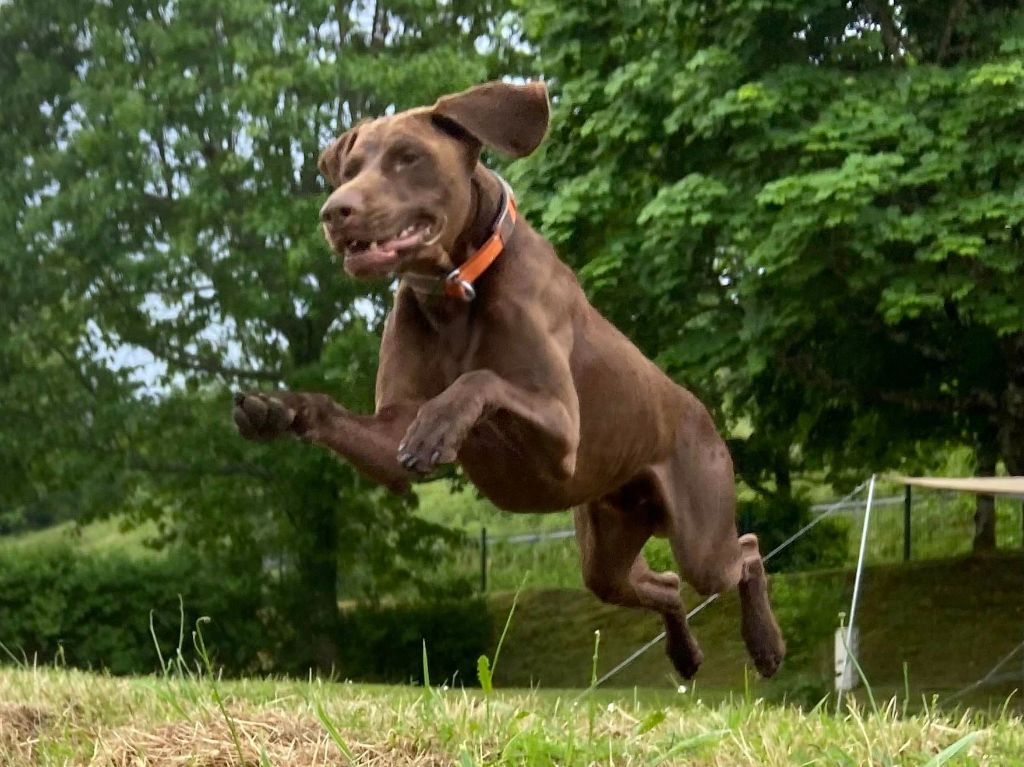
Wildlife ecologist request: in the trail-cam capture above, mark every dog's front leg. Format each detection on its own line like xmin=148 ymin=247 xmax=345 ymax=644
xmin=397 ymin=369 xmax=579 ymax=477
xmin=233 ymin=391 xmax=419 ymax=493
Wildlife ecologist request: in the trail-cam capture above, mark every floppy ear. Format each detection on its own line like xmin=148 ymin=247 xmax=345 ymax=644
xmin=430 ymin=80 xmax=550 ymax=158
xmin=317 ymin=123 xmax=363 ymax=186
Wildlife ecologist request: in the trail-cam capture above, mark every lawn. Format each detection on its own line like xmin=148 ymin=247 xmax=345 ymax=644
xmin=1 ymin=511 xmax=1021 ymax=765
xmin=3 ymin=552 xmax=1019 ymax=764
xmin=1 ymin=666 xmax=1021 ymax=766
xmin=0 ymin=517 xmax=160 ymax=557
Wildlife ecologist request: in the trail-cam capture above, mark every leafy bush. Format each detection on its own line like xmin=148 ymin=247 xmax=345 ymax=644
xmin=0 ymin=544 xmax=490 ymax=684
xmin=335 ymin=598 xmax=492 ymax=685
xmin=0 ymin=544 xmax=268 ymax=674
xmin=738 ymin=495 xmax=850 ymax=572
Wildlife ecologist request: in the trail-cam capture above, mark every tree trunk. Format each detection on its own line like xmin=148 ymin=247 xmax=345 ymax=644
xmin=773 ymin=456 xmax=792 ymax=500
xmin=295 ymin=499 xmax=341 ymax=672
xmin=973 ymin=437 xmax=997 ymax=553
xmin=997 ymin=334 xmax=1024 ymax=549
xmin=284 ymin=339 xmax=342 ymax=672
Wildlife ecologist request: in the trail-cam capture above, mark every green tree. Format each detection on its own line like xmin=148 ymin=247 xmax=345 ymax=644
xmin=519 ymin=0 xmax=1024 ymax=550
xmin=0 ymin=0 xmax=142 ymax=534
xmin=2 ymin=0 xmax=525 ymax=668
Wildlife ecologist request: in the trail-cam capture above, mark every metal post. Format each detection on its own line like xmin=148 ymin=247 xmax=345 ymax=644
xmin=480 ymin=527 xmax=488 ymax=593
xmin=903 ymin=484 xmax=912 ymax=562
xmin=838 ymin=474 xmax=876 ymax=709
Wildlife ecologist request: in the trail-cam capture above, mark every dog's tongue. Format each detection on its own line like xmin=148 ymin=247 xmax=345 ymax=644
xmin=344 ymin=229 xmax=432 ymax=277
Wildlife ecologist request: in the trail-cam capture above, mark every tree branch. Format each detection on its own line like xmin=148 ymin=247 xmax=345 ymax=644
xmin=864 ymin=0 xmax=906 ymax=63
xmin=937 ymin=0 xmax=969 ymax=64
xmin=160 ymin=347 xmax=284 ymax=383
xmin=46 ymin=341 xmax=100 ymax=399
xmin=735 ymin=469 xmax=778 ymax=501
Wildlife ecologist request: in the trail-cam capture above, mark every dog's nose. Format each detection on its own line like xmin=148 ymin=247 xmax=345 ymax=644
xmin=320 ymin=188 xmax=363 ymax=224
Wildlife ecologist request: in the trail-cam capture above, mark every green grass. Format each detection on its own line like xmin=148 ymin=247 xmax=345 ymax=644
xmin=426 ymin=478 xmax=1024 ymax=592
xmin=861 ymin=490 xmax=1023 ymax=563
xmin=415 ymin=480 xmax=572 ymax=536
xmin=1 ymin=665 xmax=1021 ymax=765
xmin=0 ymin=517 xmax=160 ymax=556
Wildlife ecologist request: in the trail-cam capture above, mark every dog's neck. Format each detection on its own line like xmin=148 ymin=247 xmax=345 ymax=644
xmin=403 ymin=165 xmax=510 ymax=327
xmin=459 ymin=166 xmax=506 ymax=260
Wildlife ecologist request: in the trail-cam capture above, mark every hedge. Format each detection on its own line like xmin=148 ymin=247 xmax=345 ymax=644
xmin=0 ymin=543 xmax=491 ymax=683
xmin=0 ymin=544 xmax=267 ymax=674
xmin=336 ymin=598 xmax=492 ymax=685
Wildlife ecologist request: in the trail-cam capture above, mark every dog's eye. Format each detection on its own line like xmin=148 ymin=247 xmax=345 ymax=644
xmin=339 ymin=161 xmax=361 ymax=181
xmin=392 ymin=151 xmax=419 ymax=170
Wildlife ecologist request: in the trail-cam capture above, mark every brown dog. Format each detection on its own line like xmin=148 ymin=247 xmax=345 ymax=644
xmin=233 ymin=81 xmax=785 ymax=680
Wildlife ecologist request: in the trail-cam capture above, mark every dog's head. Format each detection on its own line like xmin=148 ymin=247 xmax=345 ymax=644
xmin=318 ymin=81 xmax=549 ymax=279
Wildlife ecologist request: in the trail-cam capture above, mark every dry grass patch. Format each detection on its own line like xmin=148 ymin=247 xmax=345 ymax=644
xmin=90 ymin=709 xmax=445 ymax=767
xmin=0 ymin=703 xmax=52 ymax=760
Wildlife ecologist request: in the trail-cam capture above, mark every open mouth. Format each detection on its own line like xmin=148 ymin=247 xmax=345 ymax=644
xmin=341 ymin=218 xmax=444 ymax=276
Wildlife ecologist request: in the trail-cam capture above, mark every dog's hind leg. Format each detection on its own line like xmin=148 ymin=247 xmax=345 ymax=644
xmin=574 ymin=481 xmax=704 ymax=679
xmin=652 ymin=407 xmax=785 ymax=678
xmin=737 ymin=532 xmax=785 ymax=678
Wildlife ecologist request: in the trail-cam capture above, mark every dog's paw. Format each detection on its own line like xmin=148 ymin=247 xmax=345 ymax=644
xmin=397 ymin=402 xmax=470 ymax=474
xmin=665 ymin=617 xmax=704 ymax=680
xmin=233 ymin=392 xmax=296 ymax=442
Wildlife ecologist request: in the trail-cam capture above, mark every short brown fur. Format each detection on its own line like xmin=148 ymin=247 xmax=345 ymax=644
xmin=234 ymin=81 xmax=785 ymax=679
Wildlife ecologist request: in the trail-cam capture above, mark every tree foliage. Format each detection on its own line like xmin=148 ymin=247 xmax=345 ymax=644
xmin=517 ymin=0 xmax=1024 ymax=503
xmin=4 ymin=0 xmax=1023 ymax=674
xmin=1 ymin=0 xmax=524 ymax=668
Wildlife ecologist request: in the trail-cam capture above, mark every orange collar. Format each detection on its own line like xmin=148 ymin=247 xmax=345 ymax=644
xmin=443 ymin=174 xmax=518 ymax=301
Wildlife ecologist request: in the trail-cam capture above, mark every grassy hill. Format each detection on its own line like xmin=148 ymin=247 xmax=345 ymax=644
xmin=487 ymin=552 xmax=1024 ymax=709
xmin=0 ymin=517 xmax=160 ymax=556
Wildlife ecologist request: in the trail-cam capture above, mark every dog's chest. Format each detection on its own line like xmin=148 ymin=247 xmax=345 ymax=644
xmin=436 ymin=322 xmax=485 ymax=383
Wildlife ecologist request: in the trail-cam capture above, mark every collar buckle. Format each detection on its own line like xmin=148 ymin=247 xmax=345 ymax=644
xmin=443 ymin=172 xmax=516 ymax=302
xmin=444 ymin=269 xmax=476 ymax=302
